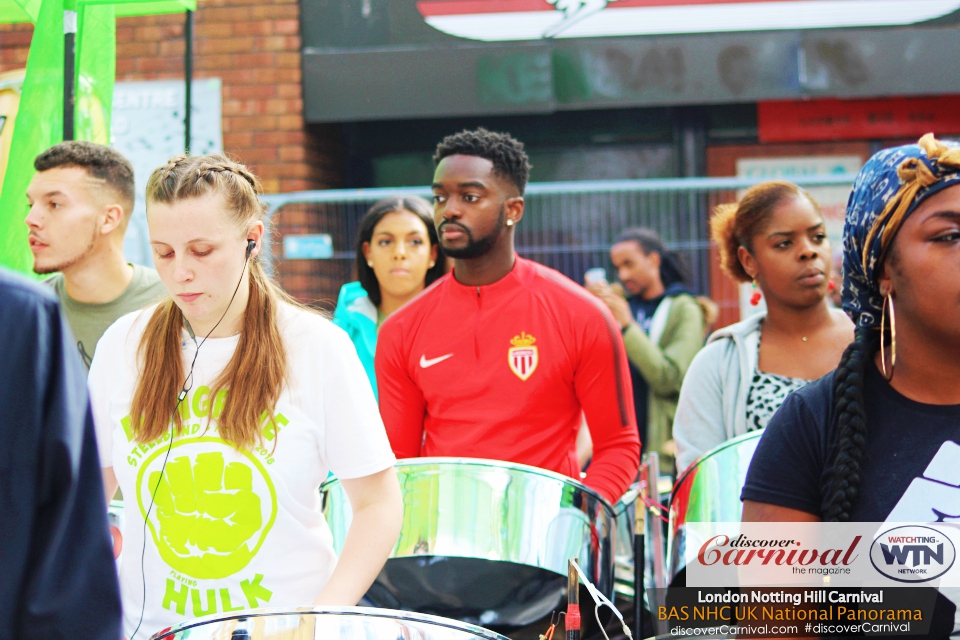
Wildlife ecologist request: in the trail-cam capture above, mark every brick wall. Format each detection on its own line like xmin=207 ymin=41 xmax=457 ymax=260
xmin=0 ymin=23 xmax=31 ymax=70
xmin=1 ymin=1 xmax=344 ymax=304
xmin=2 ymin=2 xmax=338 ymax=191
xmin=113 ymin=0 xmax=337 ymax=193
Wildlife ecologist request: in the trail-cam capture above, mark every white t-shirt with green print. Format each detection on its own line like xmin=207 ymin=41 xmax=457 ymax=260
xmin=89 ymin=303 xmax=395 ymax=638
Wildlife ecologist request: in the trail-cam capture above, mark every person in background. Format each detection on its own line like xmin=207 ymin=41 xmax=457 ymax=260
xmin=376 ymin=128 xmax=640 ymax=504
xmin=829 ymin=247 xmax=844 ymax=308
xmin=333 ymin=196 xmax=445 ymax=397
xmin=673 ymin=181 xmax=853 ymax=472
xmin=0 ymin=268 xmax=121 ymax=639
xmin=587 ymin=228 xmax=706 ymax=469
xmin=742 ymin=134 xmax=960 ymax=637
xmin=25 ymin=141 xmax=166 ymax=370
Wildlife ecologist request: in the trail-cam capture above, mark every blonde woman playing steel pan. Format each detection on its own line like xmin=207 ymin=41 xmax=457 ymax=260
xmin=89 ymin=155 xmax=402 ymax=638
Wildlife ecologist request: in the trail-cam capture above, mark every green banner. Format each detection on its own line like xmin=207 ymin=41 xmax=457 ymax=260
xmin=0 ymin=0 xmax=193 ymax=275
xmin=0 ymin=0 xmax=37 ymax=22
xmin=0 ymin=0 xmax=67 ymax=275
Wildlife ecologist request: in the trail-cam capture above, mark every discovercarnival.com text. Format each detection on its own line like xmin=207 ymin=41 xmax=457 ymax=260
xmin=670 ymin=622 xmax=912 ymax=637
xmin=670 ymin=625 xmax=797 ymax=636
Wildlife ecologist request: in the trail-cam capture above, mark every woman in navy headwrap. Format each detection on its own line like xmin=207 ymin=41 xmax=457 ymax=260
xmin=740 ymin=134 xmax=960 ymax=637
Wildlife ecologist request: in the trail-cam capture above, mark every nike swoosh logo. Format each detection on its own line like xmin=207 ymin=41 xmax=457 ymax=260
xmin=420 ymin=353 xmax=454 ymax=368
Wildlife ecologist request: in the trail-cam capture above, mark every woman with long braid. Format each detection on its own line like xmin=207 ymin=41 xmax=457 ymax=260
xmin=742 ymin=134 xmax=960 ymax=636
xmin=89 ymin=155 xmax=402 ymax=637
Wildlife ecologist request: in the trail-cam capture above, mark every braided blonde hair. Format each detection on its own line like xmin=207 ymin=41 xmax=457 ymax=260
xmin=131 ymin=154 xmax=293 ymax=449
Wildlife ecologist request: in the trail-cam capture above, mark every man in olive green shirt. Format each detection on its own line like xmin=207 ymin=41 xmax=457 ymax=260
xmin=587 ymin=228 xmax=707 ymax=469
xmin=25 ymin=142 xmax=166 ymax=370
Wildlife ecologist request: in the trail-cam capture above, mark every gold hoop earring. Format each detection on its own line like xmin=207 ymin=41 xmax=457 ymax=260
xmin=880 ymin=292 xmax=897 ymax=381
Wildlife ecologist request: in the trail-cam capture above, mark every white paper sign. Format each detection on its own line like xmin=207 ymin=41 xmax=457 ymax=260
xmin=734 ymin=156 xmax=862 ymax=321
xmin=111 ymin=78 xmax=223 ymax=266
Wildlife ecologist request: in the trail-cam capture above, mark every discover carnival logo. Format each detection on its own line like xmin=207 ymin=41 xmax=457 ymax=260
xmin=870 ymin=526 xmax=957 ymax=583
xmin=697 ymin=534 xmax=862 ymax=571
xmin=415 ymin=0 xmax=960 ymax=42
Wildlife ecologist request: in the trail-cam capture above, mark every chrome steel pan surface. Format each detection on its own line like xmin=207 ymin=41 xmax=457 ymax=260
xmin=321 ymin=458 xmax=617 ymax=629
xmin=148 ymin=606 xmax=513 ymax=639
xmin=666 ymin=431 xmax=762 ymax=585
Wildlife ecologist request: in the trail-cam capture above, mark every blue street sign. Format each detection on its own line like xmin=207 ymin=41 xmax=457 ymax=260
xmin=283 ymin=234 xmax=333 ymax=259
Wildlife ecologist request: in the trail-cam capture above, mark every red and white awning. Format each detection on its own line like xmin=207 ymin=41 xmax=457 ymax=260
xmin=416 ymin=0 xmax=960 ymax=41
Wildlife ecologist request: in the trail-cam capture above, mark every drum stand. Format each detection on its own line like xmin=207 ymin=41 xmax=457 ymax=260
xmin=633 ymin=490 xmax=644 ymax=640
xmin=567 ymin=558 xmax=580 ymax=640
xmin=639 ymin=453 xmax=668 ymax=638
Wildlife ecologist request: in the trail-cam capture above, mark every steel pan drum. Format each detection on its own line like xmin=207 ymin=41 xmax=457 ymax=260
xmin=666 ymin=431 xmax=762 ymax=585
xmin=612 ymin=484 xmax=640 ymax=598
xmin=148 ymin=606 xmax=513 ymax=640
xmin=320 ymin=458 xmax=617 ymax=629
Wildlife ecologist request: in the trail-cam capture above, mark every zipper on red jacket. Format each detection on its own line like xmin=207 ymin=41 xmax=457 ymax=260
xmin=474 ymin=286 xmax=482 ymax=360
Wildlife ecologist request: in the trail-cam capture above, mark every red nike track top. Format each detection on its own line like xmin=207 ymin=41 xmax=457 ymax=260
xmin=375 ymin=256 xmax=640 ymax=502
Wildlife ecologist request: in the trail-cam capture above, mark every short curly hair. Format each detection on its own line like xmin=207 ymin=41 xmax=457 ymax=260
xmin=710 ymin=181 xmax=820 ymax=283
xmin=433 ymin=128 xmax=532 ymax=195
xmin=34 ymin=141 xmax=135 ymax=212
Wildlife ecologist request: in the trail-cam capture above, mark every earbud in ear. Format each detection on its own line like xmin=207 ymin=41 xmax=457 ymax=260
xmin=246 ymin=239 xmax=256 ymax=259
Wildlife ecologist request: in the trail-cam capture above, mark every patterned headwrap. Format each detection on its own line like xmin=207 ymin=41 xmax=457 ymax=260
xmin=843 ymin=134 xmax=960 ymax=328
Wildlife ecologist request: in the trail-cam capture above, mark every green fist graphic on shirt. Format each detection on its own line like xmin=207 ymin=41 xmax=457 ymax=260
xmin=150 ymin=451 xmax=263 ymax=579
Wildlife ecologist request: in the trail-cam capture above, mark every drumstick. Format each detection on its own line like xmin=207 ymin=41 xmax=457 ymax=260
xmin=634 ymin=493 xmax=645 ymax=640
xmin=566 ymin=558 xmax=580 ymax=640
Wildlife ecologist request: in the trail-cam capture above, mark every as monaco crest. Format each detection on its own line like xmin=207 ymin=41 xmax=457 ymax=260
xmin=508 ymin=332 xmax=539 ymax=381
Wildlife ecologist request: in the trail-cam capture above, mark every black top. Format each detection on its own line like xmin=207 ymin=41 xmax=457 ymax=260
xmin=742 ymin=362 xmax=960 ymax=522
xmin=626 ymin=292 xmax=664 ymax=443
xmin=742 ymin=361 xmax=960 ymax=638
xmin=0 ymin=269 xmax=121 ymax=639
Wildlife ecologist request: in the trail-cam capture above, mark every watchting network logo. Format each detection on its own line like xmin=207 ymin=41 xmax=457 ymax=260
xmin=870 ymin=525 xmax=956 ymax=583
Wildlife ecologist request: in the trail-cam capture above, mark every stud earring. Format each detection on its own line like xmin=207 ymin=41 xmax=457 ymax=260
xmin=749 ymin=279 xmax=762 ymax=306
xmin=429 ymin=261 xmax=436 ymax=268
xmin=367 ymin=261 xmax=373 ymax=267
xmin=505 ymin=219 xmax=515 ymax=227
xmin=828 ymin=280 xmax=836 ymax=292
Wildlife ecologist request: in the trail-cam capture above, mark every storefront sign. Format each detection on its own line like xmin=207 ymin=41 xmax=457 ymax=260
xmin=758 ymin=96 xmax=960 ymax=143
xmin=304 ymin=0 xmax=960 ymax=122
xmin=417 ymin=0 xmax=960 ymax=42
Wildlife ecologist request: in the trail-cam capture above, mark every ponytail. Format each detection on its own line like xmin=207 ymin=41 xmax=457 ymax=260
xmin=824 ymin=327 xmax=879 ymax=522
xmin=659 ymin=250 xmax=691 ymax=288
xmin=129 ymin=300 xmax=190 ymax=444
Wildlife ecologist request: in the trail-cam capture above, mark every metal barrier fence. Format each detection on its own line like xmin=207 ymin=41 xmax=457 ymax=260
xmin=260 ymin=174 xmax=858 ymax=309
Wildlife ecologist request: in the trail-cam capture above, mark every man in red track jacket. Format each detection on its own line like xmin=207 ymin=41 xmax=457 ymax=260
xmin=375 ymin=129 xmax=640 ymax=503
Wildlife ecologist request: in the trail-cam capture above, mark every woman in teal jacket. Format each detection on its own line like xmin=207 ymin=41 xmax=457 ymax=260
xmin=333 ymin=196 xmax=446 ymax=398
